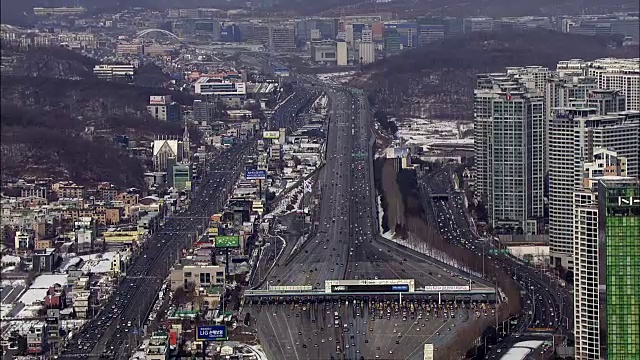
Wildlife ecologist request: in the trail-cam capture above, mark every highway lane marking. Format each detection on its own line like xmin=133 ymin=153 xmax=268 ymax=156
xmin=264 ymin=311 xmax=287 ymax=357
xmin=405 ymin=317 xmax=453 ymax=359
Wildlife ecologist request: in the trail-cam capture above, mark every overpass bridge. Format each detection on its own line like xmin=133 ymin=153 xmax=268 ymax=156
xmin=244 ymin=279 xmax=496 ymax=303
xmin=430 ymin=193 xmax=450 ymax=200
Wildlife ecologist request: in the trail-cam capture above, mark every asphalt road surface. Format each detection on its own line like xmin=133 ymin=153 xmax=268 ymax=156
xmin=419 ymin=165 xmax=572 ymax=358
xmin=252 ymin=85 xmax=494 ymax=360
xmin=250 ymin=297 xmax=484 ymax=360
xmin=60 ymin=141 xmax=255 ymax=359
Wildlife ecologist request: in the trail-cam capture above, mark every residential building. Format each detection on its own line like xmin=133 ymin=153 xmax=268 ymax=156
xmin=597 ymin=178 xmax=640 ymax=360
xmin=15 ymin=230 xmax=34 ymax=251
xmin=73 ymin=290 xmax=91 ymax=319
xmin=572 ymin=149 xmax=627 ymax=360
xmin=74 ymin=216 xmax=96 ymax=250
xmin=586 ymin=58 xmax=640 ymax=111
xmin=26 ymin=323 xmax=46 ymax=355
xmin=57 ymin=184 xmax=85 ymax=199
xmin=474 ymin=72 xmax=545 ymax=233
xmin=170 ymin=263 xmax=226 ymax=291
xmin=549 ymin=109 xmax=640 ymax=268
xmin=556 ymin=58 xmax=640 ymax=111
xmin=32 ymin=248 xmax=60 ymax=272
xmin=544 ymin=75 xmax=625 ymax=173
xmin=146 ymin=331 xmax=169 ymax=360
xmin=147 ymin=95 xmax=181 ymax=122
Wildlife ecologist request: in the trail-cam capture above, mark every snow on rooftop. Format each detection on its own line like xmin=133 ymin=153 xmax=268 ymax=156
xmin=1 ymin=304 xmax=13 ymax=320
xmin=1 ymin=279 xmax=25 ymax=287
xmin=18 ymin=289 xmax=49 ymax=306
xmin=1 ymin=255 xmax=20 ymax=265
xmin=59 ymin=257 xmax=83 ymax=272
xmin=31 ymin=274 xmax=68 ymax=289
xmin=395 ymin=118 xmax=474 ymax=149
xmin=1 ymin=319 xmax=44 ymax=337
xmin=17 ymin=305 xmax=41 ymax=317
xmin=79 ymin=251 xmax=119 ymax=274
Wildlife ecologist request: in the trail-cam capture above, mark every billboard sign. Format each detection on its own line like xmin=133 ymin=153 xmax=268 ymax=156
xmin=422 ymin=285 xmax=470 ymax=291
xmin=270 ymin=285 xmax=313 ymax=291
xmin=330 ymin=284 xmax=410 ymax=293
xmin=215 ymin=235 xmax=240 ymax=248
xmin=263 ymin=131 xmax=280 ymax=139
xmin=222 ymin=137 xmax=234 ymax=145
xmin=245 ymin=169 xmax=267 ymax=180
xmin=149 ymin=95 xmax=169 ymax=105
xmin=196 ymin=325 xmax=227 ymax=341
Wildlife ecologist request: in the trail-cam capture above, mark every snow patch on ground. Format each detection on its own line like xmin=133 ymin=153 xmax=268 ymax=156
xmin=377 ymin=195 xmax=385 ymax=234
xmin=381 ymin=231 xmax=482 ymax=278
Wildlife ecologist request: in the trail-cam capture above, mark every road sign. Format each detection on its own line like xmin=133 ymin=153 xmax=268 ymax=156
xmin=263 ymin=130 xmax=280 ymax=139
xmin=422 ymin=285 xmax=470 ymax=292
xmin=246 ymin=169 xmax=267 ymax=180
xmin=196 ymin=325 xmax=227 ymax=341
xmin=215 ymin=235 xmax=240 ymax=248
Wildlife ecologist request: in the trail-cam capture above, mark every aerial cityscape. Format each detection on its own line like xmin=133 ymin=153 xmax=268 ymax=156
xmin=0 ymin=1 xmax=638 ymax=360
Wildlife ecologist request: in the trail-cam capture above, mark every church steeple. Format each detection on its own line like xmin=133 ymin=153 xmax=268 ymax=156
xmin=182 ymin=119 xmax=190 ymax=161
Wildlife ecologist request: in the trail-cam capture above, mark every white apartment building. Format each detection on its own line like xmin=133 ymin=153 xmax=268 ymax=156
xmin=548 ymin=109 xmax=640 ymax=268
xmin=572 ymin=189 xmax=601 ymax=359
xmin=556 ymin=58 xmax=640 ymax=111
xmin=474 ymin=73 xmax=545 ymax=233
xmin=573 ymin=149 xmax=628 ymax=360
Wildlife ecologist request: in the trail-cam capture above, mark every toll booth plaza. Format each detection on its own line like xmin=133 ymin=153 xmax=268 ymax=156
xmin=244 ymin=279 xmax=497 ymax=303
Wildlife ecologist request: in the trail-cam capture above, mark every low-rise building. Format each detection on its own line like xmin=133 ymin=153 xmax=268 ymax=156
xmin=26 ymin=323 xmax=46 ymax=355
xmin=145 ymin=331 xmax=170 ymax=360
xmin=170 ymin=263 xmax=225 ymax=291
xmin=32 ymin=248 xmax=60 ymax=272
xmin=147 ymin=95 xmax=181 ymax=122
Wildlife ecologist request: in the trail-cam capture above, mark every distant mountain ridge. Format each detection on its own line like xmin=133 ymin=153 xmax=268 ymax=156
xmin=352 ymin=30 xmax=638 ymax=120
xmin=0 ymin=47 xmax=191 ymax=188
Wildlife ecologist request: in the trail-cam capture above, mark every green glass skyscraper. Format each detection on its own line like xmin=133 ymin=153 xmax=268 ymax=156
xmin=598 ymin=178 xmax=640 ymax=360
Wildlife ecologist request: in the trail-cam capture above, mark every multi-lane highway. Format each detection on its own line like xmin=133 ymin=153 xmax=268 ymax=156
xmin=419 ymin=165 xmax=573 ymax=357
xmin=249 ymin=84 xmax=497 ymax=360
xmin=253 ymin=297 xmax=491 ymax=360
xmin=60 ymin=68 xmax=323 ymax=360
xmin=60 ymin=142 xmax=255 ymax=359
